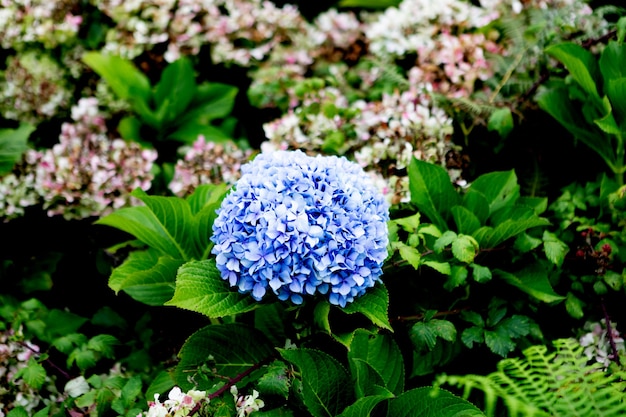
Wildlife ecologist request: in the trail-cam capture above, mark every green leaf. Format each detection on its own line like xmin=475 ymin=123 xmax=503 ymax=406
xmin=349 ymin=358 xmax=388 ymax=398
xmin=514 ymin=232 xmax=542 ymax=253
xmin=279 ymin=348 xmax=354 ymax=417
xmin=96 ymin=203 xmax=190 ymax=260
xmin=411 ymin=320 xmax=456 ymax=352
xmin=82 ymin=52 xmax=151 ymax=103
xmin=605 ymin=78 xmax=626 ymax=129
xmin=87 ymin=334 xmax=118 ymax=358
xmin=461 ymin=327 xmax=484 ymax=349
xmin=398 ymin=244 xmax=421 ymax=269
xmin=165 ymin=259 xmax=258 ymax=318
xmin=174 ymin=323 xmax=275 ymax=391
xmin=145 ymin=370 xmax=175 ymax=400
xmin=484 ymin=328 xmax=515 ymax=357
xmin=314 ymin=301 xmax=332 ymax=334
xmin=393 ymin=212 xmax=421 ymax=233
xmin=154 ymin=57 xmax=197 ymax=126
xmin=182 ymin=82 xmax=239 ymax=123
xmin=411 ymin=339 xmax=462 ymax=377
xmin=460 ymin=311 xmax=484 ymax=327
xmin=487 ymin=107 xmax=514 ymax=138
xmin=451 ymin=235 xmax=479 ymax=264
xmin=257 ymin=361 xmax=291 ymax=399
xmin=434 ymin=231 xmax=457 ymax=253
xmin=168 ymin=122 xmax=232 ymax=144
xmin=14 ymin=358 xmax=47 ymax=390
xmin=7 ymin=407 xmax=29 ymax=417
xmin=68 ymin=346 xmax=97 ymax=371
xmin=599 ymin=41 xmax=626 ymax=86
xmin=337 ymin=394 xmax=394 ymax=417
xmin=451 ymin=206 xmax=481 ymax=235
xmin=494 ymin=266 xmax=565 ymax=303
xmin=108 ymin=248 xmax=184 ymax=306
xmin=445 ymin=265 xmax=468 ymax=291
xmin=461 ymin=190 xmax=490 ymax=225
xmin=408 ymin=158 xmax=460 ymax=230
xmin=342 ymin=283 xmax=392 ymax=331
xmin=348 ymin=329 xmax=405 ymax=395
xmin=118 ymin=116 xmax=143 ymax=142
xmin=470 ymin=263 xmax=492 ymax=283
xmin=387 ymin=387 xmax=485 ymax=417
xmin=468 ymin=171 xmax=520 ymax=214
xmin=498 ymin=315 xmax=531 ymax=339
xmin=423 ymin=260 xmax=451 ymax=275
xmin=473 ymin=206 xmax=550 ymax=248
xmin=0 ymin=123 xmax=34 ymax=174
xmin=546 ymin=42 xmax=600 ymax=99
xmin=565 ymin=291 xmax=585 ymax=319
xmin=542 ymin=230 xmax=569 ymax=267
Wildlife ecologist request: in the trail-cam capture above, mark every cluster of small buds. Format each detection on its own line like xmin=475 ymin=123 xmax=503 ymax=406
xmin=0 ymin=329 xmax=59 ymax=415
xmin=0 ymin=51 xmax=72 ymax=124
xmin=579 ymin=320 xmax=625 ymax=368
xmin=230 ymin=386 xmax=265 ymax=417
xmin=168 ymin=136 xmax=253 ymax=197
xmin=30 ymin=97 xmax=158 ymax=220
xmin=0 ymin=0 xmax=82 ymax=50
xmin=138 ymin=386 xmax=207 ymax=417
xmin=575 ymin=228 xmax=613 ymax=275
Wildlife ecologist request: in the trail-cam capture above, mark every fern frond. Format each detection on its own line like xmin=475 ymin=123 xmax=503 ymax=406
xmin=437 ymin=338 xmax=626 ymax=417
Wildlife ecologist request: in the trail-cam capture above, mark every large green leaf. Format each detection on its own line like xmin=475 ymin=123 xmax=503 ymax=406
xmin=342 ymin=283 xmax=392 ymax=331
xmin=451 ymin=206 xmax=481 ymax=235
xmin=494 ymin=265 xmax=565 ymax=303
xmin=599 ymin=41 xmax=626 ymax=88
xmin=279 ymin=348 xmax=354 ymax=417
xmin=467 ymin=171 xmax=519 ymax=215
xmin=605 ymin=78 xmax=626 ymax=131
xmin=174 ymin=323 xmax=275 ymax=392
xmin=0 ymin=123 xmax=34 ymax=174
xmin=473 ymin=206 xmax=550 ymax=248
xmin=153 ymin=57 xmax=197 ymax=127
xmin=96 ymin=205 xmax=186 ymax=259
xmin=81 ymin=52 xmax=151 ymax=104
xmin=180 ymin=82 xmax=239 ymax=124
xmin=337 ymin=394 xmax=394 ymax=417
xmin=387 ymin=387 xmax=485 ymax=417
xmin=545 ymin=42 xmax=601 ymax=100
xmin=408 ymin=158 xmax=460 ymax=231
xmin=461 ymin=190 xmax=490 ymax=225
xmin=348 ymin=329 xmax=405 ymax=396
xmin=165 ymin=259 xmax=258 ymax=318
xmin=108 ymin=248 xmax=184 ymax=306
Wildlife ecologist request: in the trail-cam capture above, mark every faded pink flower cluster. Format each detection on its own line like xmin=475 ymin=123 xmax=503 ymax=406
xmin=262 ymin=83 xmax=459 ymax=204
xmin=30 ymin=97 xmax=158 ymax=220
xmin=579 ymin=320 xmax=625 ymax=369
xmin=0 ymin=0 xmax=82 ymax=50
xmin=95 ymin=0 xmax=308 ymax=65
xmin=169 ymin=136 xmax=253 ymax=197
xmin=0 ymin=51 xmax=72 ymax=123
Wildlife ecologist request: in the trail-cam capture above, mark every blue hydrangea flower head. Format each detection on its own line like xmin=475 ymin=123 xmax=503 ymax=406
xmin=211 ymin=150 xmax=389 ymax=307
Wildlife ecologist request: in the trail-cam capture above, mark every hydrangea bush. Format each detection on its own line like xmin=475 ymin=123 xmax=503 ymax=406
xmin=1 ymin=0 xmax=626 ymax=416
xmin=211 ymin=150 xmax=389 ymax=307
